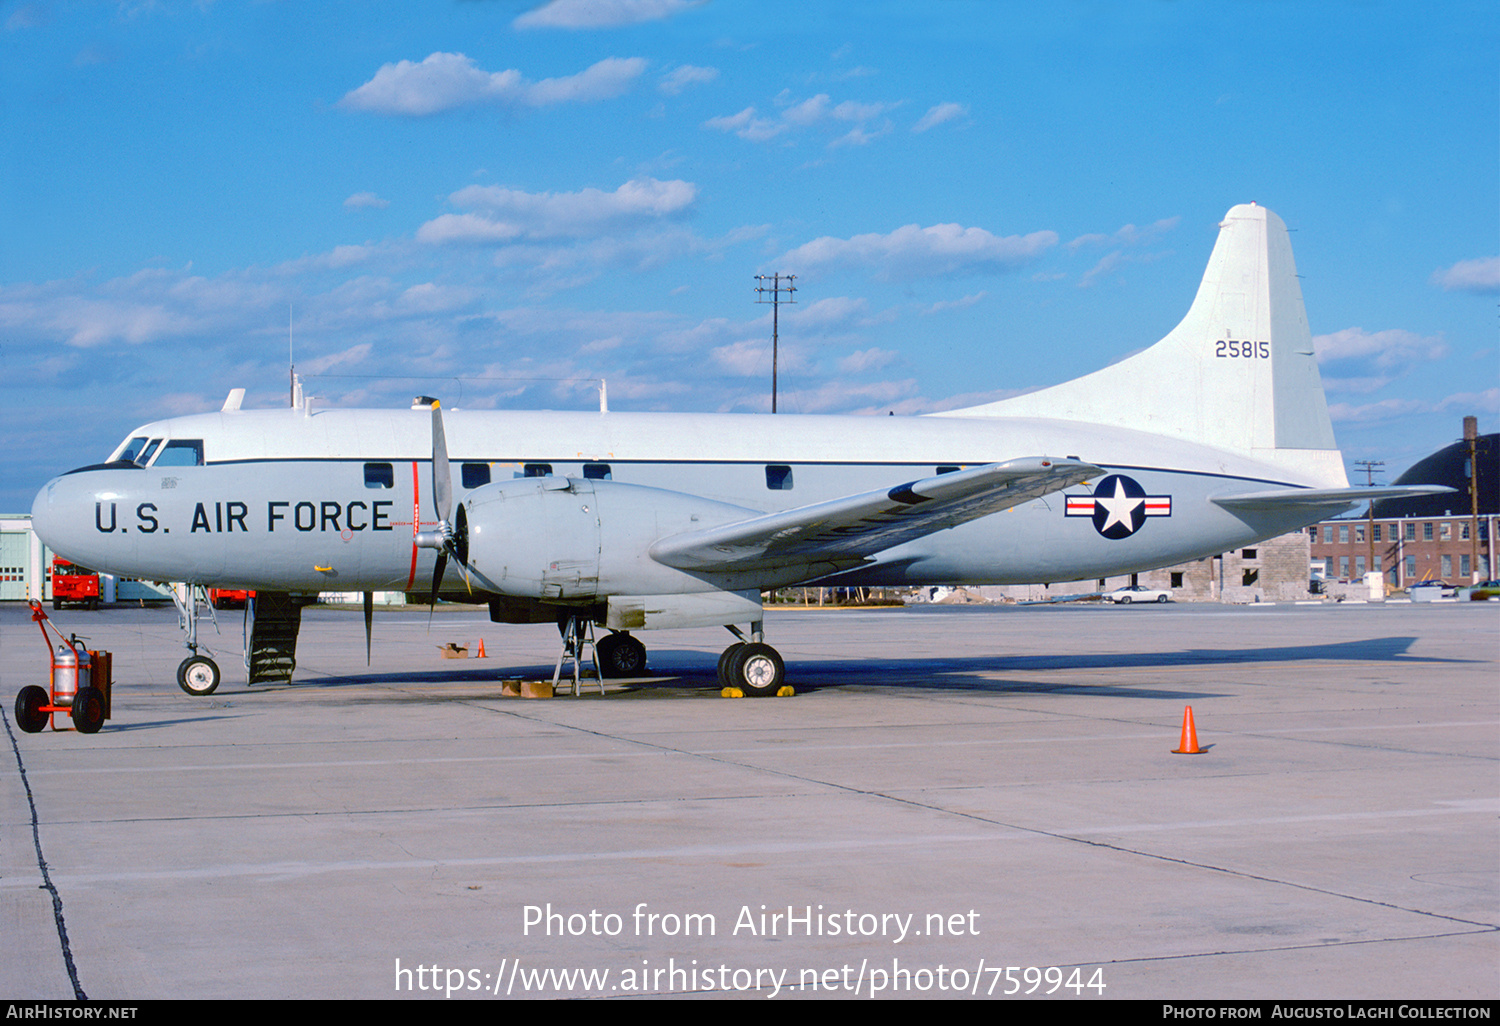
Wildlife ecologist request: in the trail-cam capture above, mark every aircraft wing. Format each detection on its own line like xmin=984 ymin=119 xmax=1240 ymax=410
xmin=1212 ymin=484 xmax=1453 ymax=513
xmin=650 ymin=457 xmax=1102 ymax=573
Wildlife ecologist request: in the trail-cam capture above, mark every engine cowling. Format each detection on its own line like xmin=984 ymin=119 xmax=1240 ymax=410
xmin=461 ymin=477 xmax=756 ymax=601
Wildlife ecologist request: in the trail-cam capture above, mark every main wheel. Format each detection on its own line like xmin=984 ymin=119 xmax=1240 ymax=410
xmin=72 ymin=686 xmax=105 ymax=734
xmin=596 ymin=632 xmax=647 ymax=678
xmin=177 ymin=656 xmax=221 ymax=696
xmin=15 ymin=686 xmax=49 ymax=733
xmin=727 ymin=643 xmax=784 ymax=698
xmin=716 ymin=643 xmax=745 ymax=688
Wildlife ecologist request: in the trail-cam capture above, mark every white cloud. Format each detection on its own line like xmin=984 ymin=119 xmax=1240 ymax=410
xmin=1067 ymin=217 xmax=1180 ymax=251
xmin=913 ymin=102 xmax=967 ymax=132
xmin=1313 ymin=327 xmax=1448 ymax=370
xmin=515 ymin=0 xmax=701 ymax=30
xmin=922 ymin=292 xmax=987 ymax=315
xmin=1432 ymin=256 xmax=1500 ymax=294
xmin=704 ymin=92 xmax=896 ymax=148
xmin=528 ymin=57 xmax=649 ymax=105
xmin=1328 ymin=389 xmax=1500 ymax=424
xmin=659 ymin=64 xmax=718 ymax=95
xmin=779 ymin=223 xmax=1058 ymax=279
xmin=338 ymin=53 xmax=646 ymax=116
xmin=838 ymin=348 xmax=898 ymax=373
xmin=343 ymin=192 xmax=389 ymax=210
xmin=710 ymin=339 xmax=810 ymax=377
xmin=416 ymin=213 xmax=525 ymax=246
xmin=418 ymin=178 xmax=697 ymax=245
xmin=703 ymin=106 xmax=786 ymax=142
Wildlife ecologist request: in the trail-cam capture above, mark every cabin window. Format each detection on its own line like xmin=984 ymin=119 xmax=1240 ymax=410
xmin=154 ymin=439 xmax=204 ymax=467
xmin=461 ymin=463 xmax=491 ymax=489
xmin=936 ymin=466 xmax=960 ymax=475
xmin=583 ymin=463 xmax=612 ymax=480
xmin=523 ymin=463 xmax=552 ymax=478
xmin=364 ymin=463 xmax=394 ymax=489
xmin=765 ymin=465 xmax=794 ymax=490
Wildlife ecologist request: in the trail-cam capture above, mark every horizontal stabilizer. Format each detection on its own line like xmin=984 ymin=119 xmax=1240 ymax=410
xmin=1213 ymin=484 xmax=1453 ymax=513
xmin=651 ymin=457 xmax=1102 ymax=573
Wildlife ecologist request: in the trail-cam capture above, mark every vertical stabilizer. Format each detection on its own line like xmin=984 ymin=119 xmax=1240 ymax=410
xmin=938 ymin=204 xmax=1342 ymax=480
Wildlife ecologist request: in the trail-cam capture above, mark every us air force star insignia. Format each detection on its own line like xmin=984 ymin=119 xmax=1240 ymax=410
xmin=1065 ymin=474 xmax=1172 ymax=539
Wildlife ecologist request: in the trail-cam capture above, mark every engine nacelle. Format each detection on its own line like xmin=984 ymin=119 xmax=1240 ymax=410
xmin=461 ymin=477 xmax=756 ymax=601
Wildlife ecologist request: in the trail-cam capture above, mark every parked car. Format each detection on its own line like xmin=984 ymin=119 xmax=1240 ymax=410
xmin=1104 ymin=585 xmax=1172 ymax=604
xmin=1463 ymin=580 xmax=1499 ymax=601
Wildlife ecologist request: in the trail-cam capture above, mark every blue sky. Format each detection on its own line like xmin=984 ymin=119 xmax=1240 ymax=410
xmin=3 ymin=0 xmax=1496 ymax=514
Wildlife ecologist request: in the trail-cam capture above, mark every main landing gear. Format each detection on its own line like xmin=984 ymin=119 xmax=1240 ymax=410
xmin=553 ymin=618 xmax=650 ymax=696
xmin=716 ymin=622 xmax=787 ymax=698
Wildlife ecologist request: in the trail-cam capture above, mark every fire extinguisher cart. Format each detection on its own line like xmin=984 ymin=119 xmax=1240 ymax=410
xmin=14 ymin=601 xmax=111 ymax=734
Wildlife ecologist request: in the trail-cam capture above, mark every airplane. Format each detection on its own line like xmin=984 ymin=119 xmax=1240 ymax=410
xmin=29 ymin=203 xmax=1447 ymax=699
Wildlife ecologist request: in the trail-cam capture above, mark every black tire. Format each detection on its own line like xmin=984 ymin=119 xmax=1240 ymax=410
xmin=717 ymin=643 xmax=745 ymax=688
xmin=72 ymin=686 xmax=105 ymax=734
xmin=15 ymin=686 xmax=50 ymax=733
xmin=177 ymin=656 xmax=221 ymax=696
xmin=52 ymin=599 xmax=61 ymax=611
xmin=596 ymin=632 xmax=647 ymax=678
xmin=727 ymin=643 xmax=784 ymax=698
xmin=1157 ymin=594 xmax=1169 ymax=603
xmin=1119 ymin=596 xmax=1132 ymax=604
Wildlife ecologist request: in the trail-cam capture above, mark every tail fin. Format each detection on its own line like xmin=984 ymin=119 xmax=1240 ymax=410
xmin=938 ymin=204 xmax=1344 ymax=483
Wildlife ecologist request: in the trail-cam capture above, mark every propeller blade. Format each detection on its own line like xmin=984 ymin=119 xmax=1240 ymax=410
xmin=430 ymin=400 xmax=452 ymax=525
xmin=428 ymin=549 xmax=448 ymax=627
xmin=363 ymin=591 xmax=373 ymax=666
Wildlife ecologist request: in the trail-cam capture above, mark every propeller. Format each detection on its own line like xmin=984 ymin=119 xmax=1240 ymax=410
xmin=413 ymin=399 xmax=471 ymax=618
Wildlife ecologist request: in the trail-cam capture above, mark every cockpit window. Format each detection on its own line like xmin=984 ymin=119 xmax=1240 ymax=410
xmin=113 ymin=436 xmax=150 ymax=463
xmin=153 ymin=439 xmax=204 ymax=467
xmin=136 ymin=439 xmax=163 ymax=465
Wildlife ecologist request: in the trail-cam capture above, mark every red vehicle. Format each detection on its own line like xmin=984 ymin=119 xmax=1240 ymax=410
xmin=210 ymin=588 xmax=254 ymax=609
xmin=50 ymin=558 xmax=100 ymax=611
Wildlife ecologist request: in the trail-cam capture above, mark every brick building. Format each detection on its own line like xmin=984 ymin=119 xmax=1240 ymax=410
xmin=1309 ymin=429 xmax=1497 ymax=587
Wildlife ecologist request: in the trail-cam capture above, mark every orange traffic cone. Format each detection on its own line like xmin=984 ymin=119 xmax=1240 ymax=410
xmin=1172 ymin=705 xmax=1203 ymax=754
xmin=476 ymin=638 xmax=487 ymax=658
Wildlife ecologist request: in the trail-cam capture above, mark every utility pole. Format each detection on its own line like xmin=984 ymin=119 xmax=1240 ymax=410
xmin=755 ymin=273 xmax=796 ymax=413
xmin=1464 ymin=416 xmax=1480 ymax=583
xmin=1355 ymin=459 xmax=1384 ymax=583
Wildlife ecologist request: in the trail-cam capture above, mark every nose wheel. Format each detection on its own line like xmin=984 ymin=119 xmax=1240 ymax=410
xmin=177 ymin=655 xmax=221 ymax=696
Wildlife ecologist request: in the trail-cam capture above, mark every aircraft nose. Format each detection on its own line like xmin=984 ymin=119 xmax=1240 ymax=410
xmin=30 ymin=477 xmax=60 ymax=547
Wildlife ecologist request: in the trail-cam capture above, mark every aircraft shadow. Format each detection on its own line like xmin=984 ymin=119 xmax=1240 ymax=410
xmin=235 ymin=634 xmax=1457 ymax=702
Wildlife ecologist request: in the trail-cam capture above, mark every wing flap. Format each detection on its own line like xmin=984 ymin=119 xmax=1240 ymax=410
xmin=650 ymin=457 xmax=1101 ymax=573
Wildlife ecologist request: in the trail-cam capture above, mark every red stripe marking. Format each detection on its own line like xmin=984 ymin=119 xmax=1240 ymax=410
xmin=406 ymin=461 xmax=420 ymax=590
